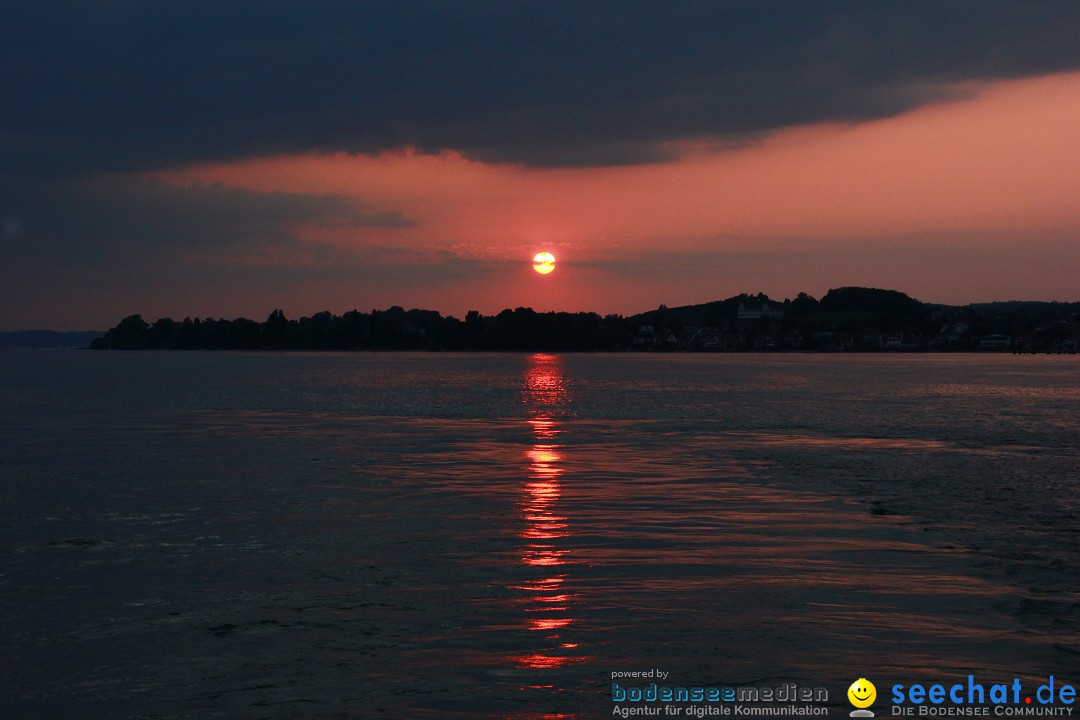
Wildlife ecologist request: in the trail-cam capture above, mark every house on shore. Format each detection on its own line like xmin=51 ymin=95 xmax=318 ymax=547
xmin=737 ymin=301 xmax=784 ymax=321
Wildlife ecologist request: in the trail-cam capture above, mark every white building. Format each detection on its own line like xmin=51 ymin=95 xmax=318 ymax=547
xmin=737 ymin=301 xmax=784 ymax=320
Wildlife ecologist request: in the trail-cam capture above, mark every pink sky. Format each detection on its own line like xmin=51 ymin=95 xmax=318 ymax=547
xmin=146 ymin=71 xmax=1080 ymax=319
xmin=5 ymin=5 xmax=1080 ymax=330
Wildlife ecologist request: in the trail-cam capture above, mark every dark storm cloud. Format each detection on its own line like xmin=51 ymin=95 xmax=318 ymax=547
xmin=3 ymin=1 xmax=1079 ymax=173
xmin=2 ymin=177 xmax=413 ymax=268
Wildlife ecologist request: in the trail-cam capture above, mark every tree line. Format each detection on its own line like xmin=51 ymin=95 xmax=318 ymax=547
xmin=90 ymin=306 xmax=634 ymax=351
xmin=89 ymin=287 xmax=1080 ymax=352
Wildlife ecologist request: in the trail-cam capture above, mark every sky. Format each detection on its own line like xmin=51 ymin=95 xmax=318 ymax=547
xmin=3 ymin=2 xmax=1080 ymax=330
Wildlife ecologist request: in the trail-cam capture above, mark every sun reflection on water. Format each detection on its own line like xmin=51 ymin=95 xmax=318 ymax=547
xmin=510 ymin=354 xmax=590 ymax=675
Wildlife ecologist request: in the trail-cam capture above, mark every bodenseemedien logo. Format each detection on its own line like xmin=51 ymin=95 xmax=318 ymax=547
xmin=849 ymin=678 xmax=877 ymax=717
xmin=609 ymin=673 xmax=831 ymax=717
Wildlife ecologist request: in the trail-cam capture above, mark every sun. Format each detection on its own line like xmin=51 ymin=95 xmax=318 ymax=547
xmin=532 ymin=251 xmax=556 ymax=275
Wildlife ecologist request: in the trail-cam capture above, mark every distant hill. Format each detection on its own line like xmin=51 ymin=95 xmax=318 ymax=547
xmin=0 ymin=331 xmax=103 ymax=348
xmin=630 ymin=287 xmax=928 ymax=328
xmin=630 ymin=294 xmax=762 ymax=326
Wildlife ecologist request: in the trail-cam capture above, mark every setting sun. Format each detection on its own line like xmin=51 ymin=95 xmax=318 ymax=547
xmin=533 ymin=251 xmax=556 ymax=275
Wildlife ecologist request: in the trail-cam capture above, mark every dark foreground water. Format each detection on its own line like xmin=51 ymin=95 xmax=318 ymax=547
xmin=1 ymin=351 xmax=1079 ymax=719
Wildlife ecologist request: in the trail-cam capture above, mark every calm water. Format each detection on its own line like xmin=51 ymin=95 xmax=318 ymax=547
xmin=1 ymin=350 xmax=1079 ymax=719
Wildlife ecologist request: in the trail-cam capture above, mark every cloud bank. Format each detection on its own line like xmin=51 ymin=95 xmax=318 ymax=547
xmin=4 ymin=2 xmax=1079 ymax=173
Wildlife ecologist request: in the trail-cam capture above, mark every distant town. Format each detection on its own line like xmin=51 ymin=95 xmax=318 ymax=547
xmin=87 ymin=287 xmax=1080 ymax=353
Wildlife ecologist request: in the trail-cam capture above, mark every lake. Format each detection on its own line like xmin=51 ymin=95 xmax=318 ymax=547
xmin=2 ymin=351 xmax=1078 ymax=718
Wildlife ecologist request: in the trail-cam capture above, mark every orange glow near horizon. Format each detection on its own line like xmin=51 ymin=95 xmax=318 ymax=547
xmin=147 ymin=71 xmax=1080 ymax=311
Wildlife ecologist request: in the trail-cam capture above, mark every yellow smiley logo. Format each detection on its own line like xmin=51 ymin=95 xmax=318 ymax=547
xmin=848 ymin=678 xmax=877 ymax=709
